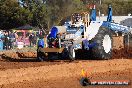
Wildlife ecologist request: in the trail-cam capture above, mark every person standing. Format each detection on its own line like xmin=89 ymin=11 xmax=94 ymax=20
xmin=2 ymin=31 xmax=5 ymax=50
xmin=33 ymin=33 xmax=37 ymax=47
xmin=8 ymin=31 xmax=15 ymax=49
xmin=29 ymin=33 xmax=33 ymax=47
xmin=8 ymin=31 xmax=11 ymax=49
xmin=3 ymin=31 xmax=9 ymax=50
xmin=44 ymin=35 xmax=47 ymax=48
xmin=0 ymin=31 xmax=4 ymax=50
xmin=14 ymin=31 xmax=18 ymax=47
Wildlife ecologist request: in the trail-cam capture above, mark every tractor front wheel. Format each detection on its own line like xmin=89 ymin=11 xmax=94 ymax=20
xmin=68 ymin=45 xmax=76 ymax=60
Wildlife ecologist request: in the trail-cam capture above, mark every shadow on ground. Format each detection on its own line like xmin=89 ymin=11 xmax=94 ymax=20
xmin=1 ymin=48 xmax=132 ymax=62
xmin=1 ymin=54 xmax=38 ymax=62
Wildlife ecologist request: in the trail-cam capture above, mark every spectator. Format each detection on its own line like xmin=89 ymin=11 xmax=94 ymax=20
xmin=14 ymin=31 xmax=18 ymax=46
xmin=3 ymin=31 xmax=9 ymax=50
xmin=29 ymin=33 xmax=33 ymax=47
xmin=2 ymin=31 xmax=5 ymax=50
xmin=44 ymin=35 xmax=47 ymax=47
xmin=33 ymin=33 xmax=37 ymax=47
xmin=39 ymin=30 xmax=44 ymax=39
xmin=8 ymin=31 xmax=15 ymax=49
xmin=0 ymin=31 xmax=4 ymax=50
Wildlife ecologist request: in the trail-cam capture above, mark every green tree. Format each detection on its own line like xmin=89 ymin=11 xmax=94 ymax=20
xmin=0 ymin=0 xmax=132 ymax=31
xmin=0 ymin=0 xmax=33 ymax=29
xmin=0 ymin=0 xmax=21 ymax=29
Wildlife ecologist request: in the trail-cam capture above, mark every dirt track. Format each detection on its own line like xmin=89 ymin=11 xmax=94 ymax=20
xmin=0 ymin=57 xmax=131 ymax=88
xmin=0 ymin=37 xmax=132 ymax=88
xmin=0 ymin=59 xmax=131 ymax=88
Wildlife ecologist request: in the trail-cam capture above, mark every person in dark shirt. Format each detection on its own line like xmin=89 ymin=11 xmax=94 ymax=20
xmin=8 ymin=31 xmax=15 ymax=49
xmin=33 ymin=33 xmax=37 ymax=47
xmin=29 ymin=33 xmax=33 ymax=47
xmin=3 ymin=31 xmax=9 ymax=50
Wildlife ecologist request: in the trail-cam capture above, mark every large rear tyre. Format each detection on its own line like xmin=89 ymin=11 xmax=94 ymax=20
xmin=91 ymin=27 xmax=112 ymax=59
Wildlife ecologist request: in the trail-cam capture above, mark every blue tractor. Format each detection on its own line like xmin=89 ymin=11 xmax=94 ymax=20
xmin=37 ymin=5 xmax=132 ymax=61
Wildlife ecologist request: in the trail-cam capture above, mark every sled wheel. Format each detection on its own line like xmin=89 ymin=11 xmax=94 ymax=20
xmin=68 ymin=45 xmax=76 ymax=60
xmin=61 ymin=48 xmax=69 ymax=59
xmin=37 ymin=47 xmax=46 ymax=61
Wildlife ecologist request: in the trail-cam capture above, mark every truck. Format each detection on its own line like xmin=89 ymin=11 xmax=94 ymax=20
xmin=37 ymin=5 xmax=132 ymax=61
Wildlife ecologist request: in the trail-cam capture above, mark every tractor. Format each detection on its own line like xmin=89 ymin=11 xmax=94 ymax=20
xmin=37 ymin=5 xmax=132 ymax=61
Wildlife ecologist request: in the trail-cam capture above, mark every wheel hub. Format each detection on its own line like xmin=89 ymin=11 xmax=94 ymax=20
xmin=103 ymin=35 xmax=112 ymax=53
xmin=72 ymin=48 xmax=75 ymax=58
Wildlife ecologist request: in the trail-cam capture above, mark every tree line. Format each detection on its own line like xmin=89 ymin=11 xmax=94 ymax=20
xmin=0 ymin=0 xmax=132 ymax=31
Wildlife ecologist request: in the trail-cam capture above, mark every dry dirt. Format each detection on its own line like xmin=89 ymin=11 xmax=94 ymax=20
xmin=0 ymin=37 xmax=131 ymax=88
xmin=0 ymin=59 xmax=131 ymax=88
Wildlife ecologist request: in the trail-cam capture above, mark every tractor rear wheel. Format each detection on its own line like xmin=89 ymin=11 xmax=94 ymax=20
xmin=91 ymin=27 xmax=112 ymax=59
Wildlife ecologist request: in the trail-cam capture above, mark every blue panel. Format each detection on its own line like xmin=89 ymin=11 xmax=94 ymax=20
xmin=83 ymin=39 xmax=97 ymax=49
xmin=90 ymin=9 xmax=96 ymax=21
xmin=66 ymin=26 xmax=78 ymax=34
xmin=101 ymin=21 xmax=110 ymax=28
xmin=101 ymin=21 xmax=129 ymax=33
xmin=49 ymin=27 xmax=58 ymax=38
xmin=83 ymin=39 xmax=89 ymax=49
xmin=88 ymin=42 xmax=97 ymax=48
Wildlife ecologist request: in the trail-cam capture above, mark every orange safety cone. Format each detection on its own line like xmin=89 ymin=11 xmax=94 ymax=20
xmin=81 ymin=69 xmax=87 ymax=78
xmin=80 ymin=69 xmax=91 ymax=86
